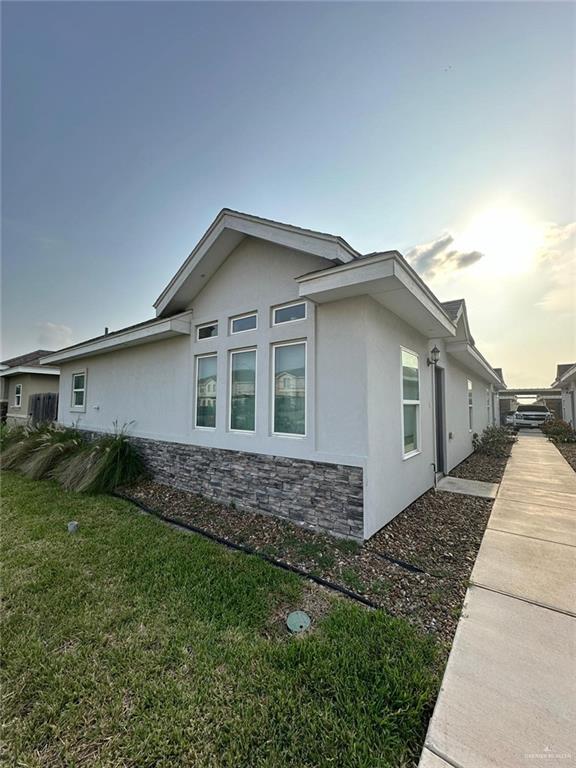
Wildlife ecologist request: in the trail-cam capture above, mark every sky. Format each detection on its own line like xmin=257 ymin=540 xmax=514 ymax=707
xmin=2 ymin=1 xmax=574 ymax=387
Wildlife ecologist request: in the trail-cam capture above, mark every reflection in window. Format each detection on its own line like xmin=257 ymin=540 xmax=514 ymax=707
xmin=273 ymin=342 xmax=305 ymax=435
xmin=230 ymin=350 xmax=256 ymax=431
xmin=402 ymin=349 xmax=420 ymax=455
xmin=274 ymin=302 xmax=306 ymax=325
xmin=196 ymin=355 xmax=217 ymax=428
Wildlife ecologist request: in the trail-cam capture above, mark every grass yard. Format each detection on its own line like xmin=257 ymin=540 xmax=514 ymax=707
xmin=1 ymin=473 xmax=439 ymax=768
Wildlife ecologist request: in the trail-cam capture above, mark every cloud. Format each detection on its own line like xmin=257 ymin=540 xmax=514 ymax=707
xmin=36 ymin=322 xmax=73 ymax=351
xmin=407 ymin=233 xmax=484 ymax=278
xmin=535 ymin=221 xmax=575 ymax=316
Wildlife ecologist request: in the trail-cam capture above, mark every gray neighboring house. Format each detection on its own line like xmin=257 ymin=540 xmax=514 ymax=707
xmin=0 ymin=350 xmax=60 ymax=425
xmin=42 ymin=209 xmax=504 ymax=540
xmin=551 ymin=363 xmax=576 ymax=425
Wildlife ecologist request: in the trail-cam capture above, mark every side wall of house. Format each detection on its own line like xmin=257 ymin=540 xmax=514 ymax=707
xmin=561 ymin=381 xmax=576 ymax=425
xmin=363 ymin=299 xmax=495 ymax=538
xmin=5 ymin=374 xmax=60 ymax=423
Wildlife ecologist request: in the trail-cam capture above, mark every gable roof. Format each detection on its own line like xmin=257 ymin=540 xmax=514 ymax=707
xmin=440 ymin=299 xmax=464 ymax=322
xmin=154 ymin=209 xmax=360 ymax=317
xmin=1 ymin=349 xmax=53 ymax=368
xmin=551 ymin=363 xmax=576 ymax=387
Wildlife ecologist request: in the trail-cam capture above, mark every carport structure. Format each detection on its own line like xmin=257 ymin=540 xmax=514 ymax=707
xmin=497 ymin=387 xmax=562 ymax=422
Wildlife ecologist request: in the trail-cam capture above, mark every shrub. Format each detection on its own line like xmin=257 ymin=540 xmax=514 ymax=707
xmin=541 ymin=418 xmax=576 ymax=444
xmin=20 ymin=426 xmax=83 ymax=480
xmin=54 ymin=427 xmax=145 ymax=494
xmin=472 ymin=426 xmax=515 ymax=457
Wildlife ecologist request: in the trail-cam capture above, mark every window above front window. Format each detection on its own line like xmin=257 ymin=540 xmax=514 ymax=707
xmin=71 ymin=372 xmax=86 ymax=410
xmin=197 ymin=322 xmax=218 ymax=341
xmin=273 ymin=302 xmax=306 ymax=325
xmin=230 ymin=312 xmax=257 ymax=334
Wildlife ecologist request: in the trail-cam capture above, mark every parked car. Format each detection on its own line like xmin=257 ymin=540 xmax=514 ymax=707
xmin=505 ymin=412 xmax=515 ymax=425
xmin=512 ymin=404 xmax=553 ymax=429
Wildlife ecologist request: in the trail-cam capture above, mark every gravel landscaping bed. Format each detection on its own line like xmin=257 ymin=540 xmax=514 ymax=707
xmin=121 ymin=463 xmax=499 ymax=651
xmin=555 ymin=443 xmax=576 ymax=472
xmin=448 ymin=445 xmax=512 ymax=483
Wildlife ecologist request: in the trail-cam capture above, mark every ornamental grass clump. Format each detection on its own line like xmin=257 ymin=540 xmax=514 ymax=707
xmin=20 ymin=426 xmax=83 ymax=480
xmin=0 ymin=424 xmax=52 ymax=470
xmin=54 ymin=429 xmax=144 ymax=494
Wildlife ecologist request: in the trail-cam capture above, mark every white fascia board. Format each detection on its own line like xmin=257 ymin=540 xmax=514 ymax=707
xmin=297 ymin=253 xmax=456 ymax=338
xmin=0 ymin=366 xmax=60 ymax=377
xmin=154 ymin=210 xmax=359 ymax=317
xmin=40 ymin=315 xmax=192 ymax=365
xmin=446 ymin=341 xmax=503 ymax=386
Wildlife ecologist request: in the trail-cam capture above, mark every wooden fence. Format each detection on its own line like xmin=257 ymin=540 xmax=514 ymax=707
xmin=28 ymin=393 xmax=59 ymax=425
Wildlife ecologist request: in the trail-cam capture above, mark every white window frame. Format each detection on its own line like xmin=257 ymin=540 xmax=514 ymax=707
xmin=272 ymin=301 xmax=307 ymax=327
xmin=468 ymin=379 xmax=473 ymax=431
xmin=14 ymin=383 xmax=22 ymax=408
xmin=228 ymin=348 xmax=257 ymax=433
xmin=196 ymin=321 xmax=218 ymax=341
xmin=401 ymin=347 xmax=421 ymax=459
xmin=71 ymin=371 xmax=87 ymax=412
xmin=271 ymin=340 xmax=307 ymax=438
xmin=195 ymin=354 xmax=217 ymax=430
xmin=230 ymin=312 xmax=258 ymax=335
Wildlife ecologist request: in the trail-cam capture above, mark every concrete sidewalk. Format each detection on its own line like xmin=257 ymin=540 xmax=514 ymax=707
xmin=420 ymin=434 xmax=576 ymax=767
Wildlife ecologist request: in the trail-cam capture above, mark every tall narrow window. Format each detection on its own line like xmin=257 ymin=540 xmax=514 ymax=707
xmin=468 ymin=379 xmax=473 ymax=430
xmin=273 ymin=342 xmax=306 ymax=435
xmin=14 ymin=383 xmax=22 ymax=407
xmin=230 ymin=349 xmax=256 ymax=431
xmin=196 ymin=355 xmax=217 ymax=428
xmin=401 ymin=349 xmax=420 ymax=456
xmin=72 ymin=373 xmax=86 ymax=409
xmin=486 ymin=388 xmax=491 ymax=424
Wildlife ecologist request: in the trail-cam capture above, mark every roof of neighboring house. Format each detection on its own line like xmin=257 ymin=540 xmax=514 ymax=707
xmin=557 ymin=363 xmax=575 ymax=379
xmin=552 ymin=362 xmax=576 ymax=388
xmin=1 ymin=349 xmax=53 ymax=368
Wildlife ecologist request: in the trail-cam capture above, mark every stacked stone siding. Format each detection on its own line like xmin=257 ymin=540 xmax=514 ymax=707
xmin=129 ymin=436 xmax=364 ymax=539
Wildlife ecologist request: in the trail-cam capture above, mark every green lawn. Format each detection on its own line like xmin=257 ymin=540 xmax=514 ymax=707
xmin=1 ymin=472 xmax=439 ymax=767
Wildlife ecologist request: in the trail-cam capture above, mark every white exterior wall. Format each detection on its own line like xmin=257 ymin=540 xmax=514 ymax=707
xmin=362 ymin=300 xmax=496 ymax=538
xmin=57 ymin=238 xmax=368 ymax=467
xmin=560 ymin=382 xmax=576 ymax=425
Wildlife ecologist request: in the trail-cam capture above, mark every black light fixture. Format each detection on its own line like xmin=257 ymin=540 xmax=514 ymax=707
xmin=427 ymin=345 xmax=440 ymax=366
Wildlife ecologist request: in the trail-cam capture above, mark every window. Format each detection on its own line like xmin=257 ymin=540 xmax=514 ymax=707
xmin=273 ymin=342 xmax=306 ymax=436
xmin=197 ymin=322 xmax=218 ymax=341
xmin=196 ymin=355 xmax=217 ymax=428
xmin=14 ymin=383 xmax=22 ymax=407
xmin=72 ymin=373 xmax=86 ymax=409
xmin=229 ymin=349 xmax=256 ymax=431
xmin=468 ymin=379 xmax=473 ymax=430
xmin=486 ymin=388 xmax=491 ymax=424
xmin=401 ymin=349 xmax=420 ymax=456
xmin=230 ymin=312 xmax=257 ymax=334
xmin=273 ymin=302 xmax=306 ymax=325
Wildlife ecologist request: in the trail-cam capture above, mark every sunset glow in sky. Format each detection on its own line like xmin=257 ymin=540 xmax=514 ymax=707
xmin=2 ymin=2 xmax=574 ymax=386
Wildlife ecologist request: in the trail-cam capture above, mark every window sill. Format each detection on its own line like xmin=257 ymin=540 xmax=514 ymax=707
xmin=403 ymin=449 xmax=421 ymax=461
xmin=70 ymin=407 xmax=86 ymax=414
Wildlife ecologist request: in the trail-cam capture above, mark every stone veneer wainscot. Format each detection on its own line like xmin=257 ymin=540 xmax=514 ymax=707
xmin=129 ymin=436 xmax=364 ymax=540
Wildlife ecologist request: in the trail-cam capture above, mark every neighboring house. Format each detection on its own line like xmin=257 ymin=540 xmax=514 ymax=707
xmin=41 ymin=209 xmax=504 ymax=540
xmin=0 ymin=350 xmax=60 ymax=425
xmin=551 ymin=363 xmax=576 ymax=425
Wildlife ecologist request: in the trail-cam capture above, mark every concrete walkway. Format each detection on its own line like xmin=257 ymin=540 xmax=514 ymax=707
xmin=420 ymin=433 xmax=576 ymax=767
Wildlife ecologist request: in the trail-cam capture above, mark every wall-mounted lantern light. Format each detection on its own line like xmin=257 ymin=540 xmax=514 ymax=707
xmin=427 ymin=346 xmax=440 ymax=367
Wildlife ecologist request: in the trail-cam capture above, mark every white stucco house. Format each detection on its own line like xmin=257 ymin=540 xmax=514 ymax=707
xmin=551 ymin=363 xmax=576 ymax=425
xmin=42 ymin=209 xmax=504 ymax=540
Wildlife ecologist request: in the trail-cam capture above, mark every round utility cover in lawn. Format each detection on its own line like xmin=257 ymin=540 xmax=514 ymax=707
xmin=287 ymin=611 xmax=311 ymax=633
